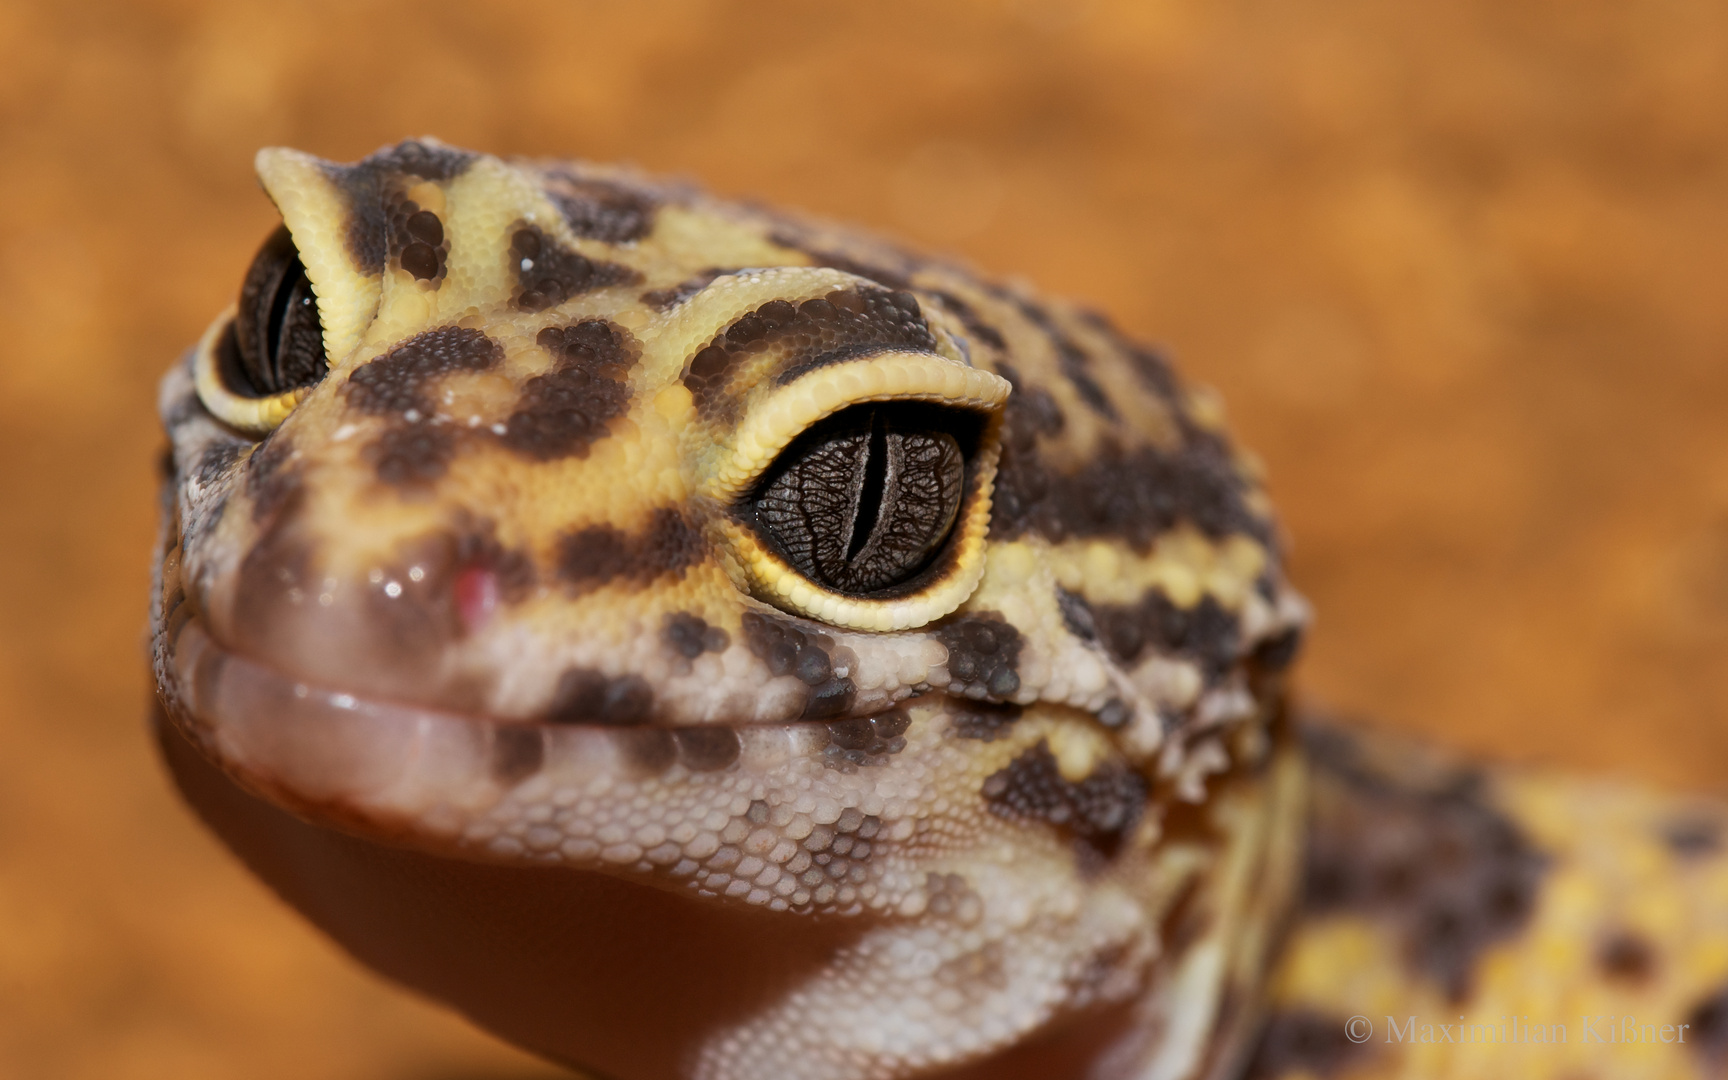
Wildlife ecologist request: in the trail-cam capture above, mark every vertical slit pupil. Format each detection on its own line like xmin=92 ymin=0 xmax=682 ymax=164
xmin=264 ymin=260 xmax=305 ymax=387
xmin=847 ymin=407 xmax=888 ymax=562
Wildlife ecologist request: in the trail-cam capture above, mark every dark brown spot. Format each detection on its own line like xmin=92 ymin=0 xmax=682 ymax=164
xmin=366 ymin=424 xmax=457 ymax=486
xmin=322 ymin=140 xmax=476 ymax=274
xmin=1688 ymin=985 xmax=1728 ymax=1064
xmin=681 ymin=287 xmax=937 ymax=417
xmin=822 ymin=709 xmax=911 ymax=770
xmin=768 ymin=234 xmax=916 ymax=291
xmin=663 ymin=612 xmax=729 ymax=660
xmin=497 ymin=321 xmax=638 ymax=461
xmin=1663 ymin=816 xmax=1722 ymax=857
xmin=548 ymin=669 xmax=654 ymax=725
xmin=346 ymin=327 xmax=503 ymax=416
xmin=934 ymin=613 xmax=1023 ymax=700
xmin=404 ymin=209 xmax=444 ymax=246
xmin=1092 ymin=591 xmax=1241 ymax=681
xmin=927 ymin=289 xmax=1007 ymax=350
xmin=195 ymin=443 xmax=245 ymax=488
xmin=1300 ymin=723 xmax=1546 ymax=1002
xmin=556 ymin=508 xmax=704 ymax=590
xmin=541 ymin=171 xmax=658 ymax=243
xmin=1243 ymin=1010 xmax=1373 ymax=1080
xmin=1054 ymin=586 xmax=1098 ymax=641
xmin=1250 ymin=626 xmax=1304 ymax=674
xmin=490 ymin=726 xmax=544 ymax=786
xmin=1597 ymin=930 xmax=1657 ymax=983
xmin=739 ymin=611 xmax=857 ymax=719
xmin=510 ymin=223 xmax=640 ymax=312
xmin=674 ymin=727 xmax=741 ymax=772
xmin=1002 ymin=294 xmax=1118 ymax=421
xmin=949 ymin=701 xmax=1023 ymax=742
xmin=993 ymin=430 xmax=1270 ymax=551
xmin=981 ymin=740 xmax=1148 ymax=861
xmin=400 ymin=242 xmax=439 ymax=280
xmin=244 ymin=433 xmax=300 ymax=524
xmin=1078 ymin=307 xmax=1183 ymax=402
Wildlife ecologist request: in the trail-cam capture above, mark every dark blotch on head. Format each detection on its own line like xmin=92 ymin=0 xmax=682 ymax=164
xmin=674 ymin=727 xmax=741 ymax=772
xmin=949 ymin=701 xmax=1022 ymax=743
xmin=543 ymin=171 xmax=658 ymax=243
xmin=927 ymin=289 xmax=1006 ymax=351
xmin=990 ymin=332 xmax=1272 ymax=552
xmin=739 ymin=611 xmax=857 ymax=719
xmin=935 ymin=614 xmax=1023 ymax=700
xmin=510 ymin=223 xmax=640 ymax=312
xmin=556 ymin=508 xmax=703 ymax=591
xmin=386 ymin=200 xmax=447 ymax=282
xmin=768 ymin=234 xmax=916 ymax=290
xmin=1663 ymin=816 xmax=1722 ymax=858
xmin=496 ymin=321 xmax=639 ymax=461
xmin=1242 ymin=1010 xmax=1372 ymax=1080
xmin=1078 ymin=307 xmax=1183 ymax=402
xmin=663 ymin=612 xmax=730 ymax=660
xmin=323 ymin=140 xmax=476 ymax=274
xmin=1055 ymin=586 xmax=1098 ymax=642
xmin=1300 ymin=724 xmax=1546 ymax=1002
xmin=548 ymin=668 xmax=654 ymax=725
xmin=245 ymin=432 xmax=300 ymax=525
xmin=346 ymin=326 xmax=503 ymax=416
xmin=195 ymin=443 xmax=246 ymax=488
xmin=1597 ymin=931 xmax=1656 ymax=984
xmin=400 ymin=242 xmax=439 ymax=280
xmin=1251 ymin=626 xmax=1304 ymax=674
xmin=981 ymin=740 xmax=1148 ymax=861
xmin=681 ymin=287 xmax=936 ymax=416
xmin=490 ymin=726 xmax=544 ymax=786
xmin=995 ymin=431 xmax=1269 ymax=551
xmin=1008 ymin=296 xmax=1118 ymax=422
xmin=367 ymin=425 xmax=458 ymax=487
xmin=1093 ymin=591 xmax=1241 ymax=682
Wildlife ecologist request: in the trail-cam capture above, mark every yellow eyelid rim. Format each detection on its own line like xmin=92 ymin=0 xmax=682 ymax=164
xmin=192 ymin=304 xmax=311 ymax=435
xmin=704 ymin=350 xmax=1012 ymax=632
xmin=700 ymin=350 xmax=1012 ymax=503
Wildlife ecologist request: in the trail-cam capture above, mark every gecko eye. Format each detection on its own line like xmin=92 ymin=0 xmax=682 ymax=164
xmin=749 ymin=403 xmax=974 ymax=596
xmin=704 ymin=349 xmax=1009 ymax=632
xmin=231 ymin=224 xmax=328 ymax=396
xmin=193 ymin=224 xmax=329 ymax=434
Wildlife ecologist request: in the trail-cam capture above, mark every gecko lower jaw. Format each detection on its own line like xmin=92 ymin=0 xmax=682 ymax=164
xmin=160 ymin=614 xmax=907 ymax=848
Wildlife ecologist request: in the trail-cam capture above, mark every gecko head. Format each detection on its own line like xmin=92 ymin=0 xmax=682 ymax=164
xmin=154 ymin=140 xmax=1309 ymax=1080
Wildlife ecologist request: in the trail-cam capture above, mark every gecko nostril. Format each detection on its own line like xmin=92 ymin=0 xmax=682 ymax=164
xmin=454 ymin=565 xmax=498 ymax=632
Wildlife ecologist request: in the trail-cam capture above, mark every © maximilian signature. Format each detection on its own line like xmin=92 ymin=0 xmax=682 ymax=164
xmin=1344 ymin=1014 xmax=1694 ymax=1045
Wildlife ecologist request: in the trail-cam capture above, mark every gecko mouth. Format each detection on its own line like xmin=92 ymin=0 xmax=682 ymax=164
xmin=159 ymin=610 xmax=920 ymax=839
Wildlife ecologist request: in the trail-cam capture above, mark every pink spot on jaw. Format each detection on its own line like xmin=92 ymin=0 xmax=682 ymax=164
xmin=454 ymin=565 xmax=499 ymax=632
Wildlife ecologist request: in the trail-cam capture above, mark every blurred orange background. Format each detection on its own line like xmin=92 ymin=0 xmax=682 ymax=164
xmin=2 ymin=0 xmax=1726 ymax=1076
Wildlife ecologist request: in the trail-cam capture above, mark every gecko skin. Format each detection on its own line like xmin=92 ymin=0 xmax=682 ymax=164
xmin=150 ymin=140 xmax=1728 ymax=1080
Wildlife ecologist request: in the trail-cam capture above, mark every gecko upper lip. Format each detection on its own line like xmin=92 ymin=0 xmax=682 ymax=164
xmin=161 ymin=614 xmax=848 ymax=825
